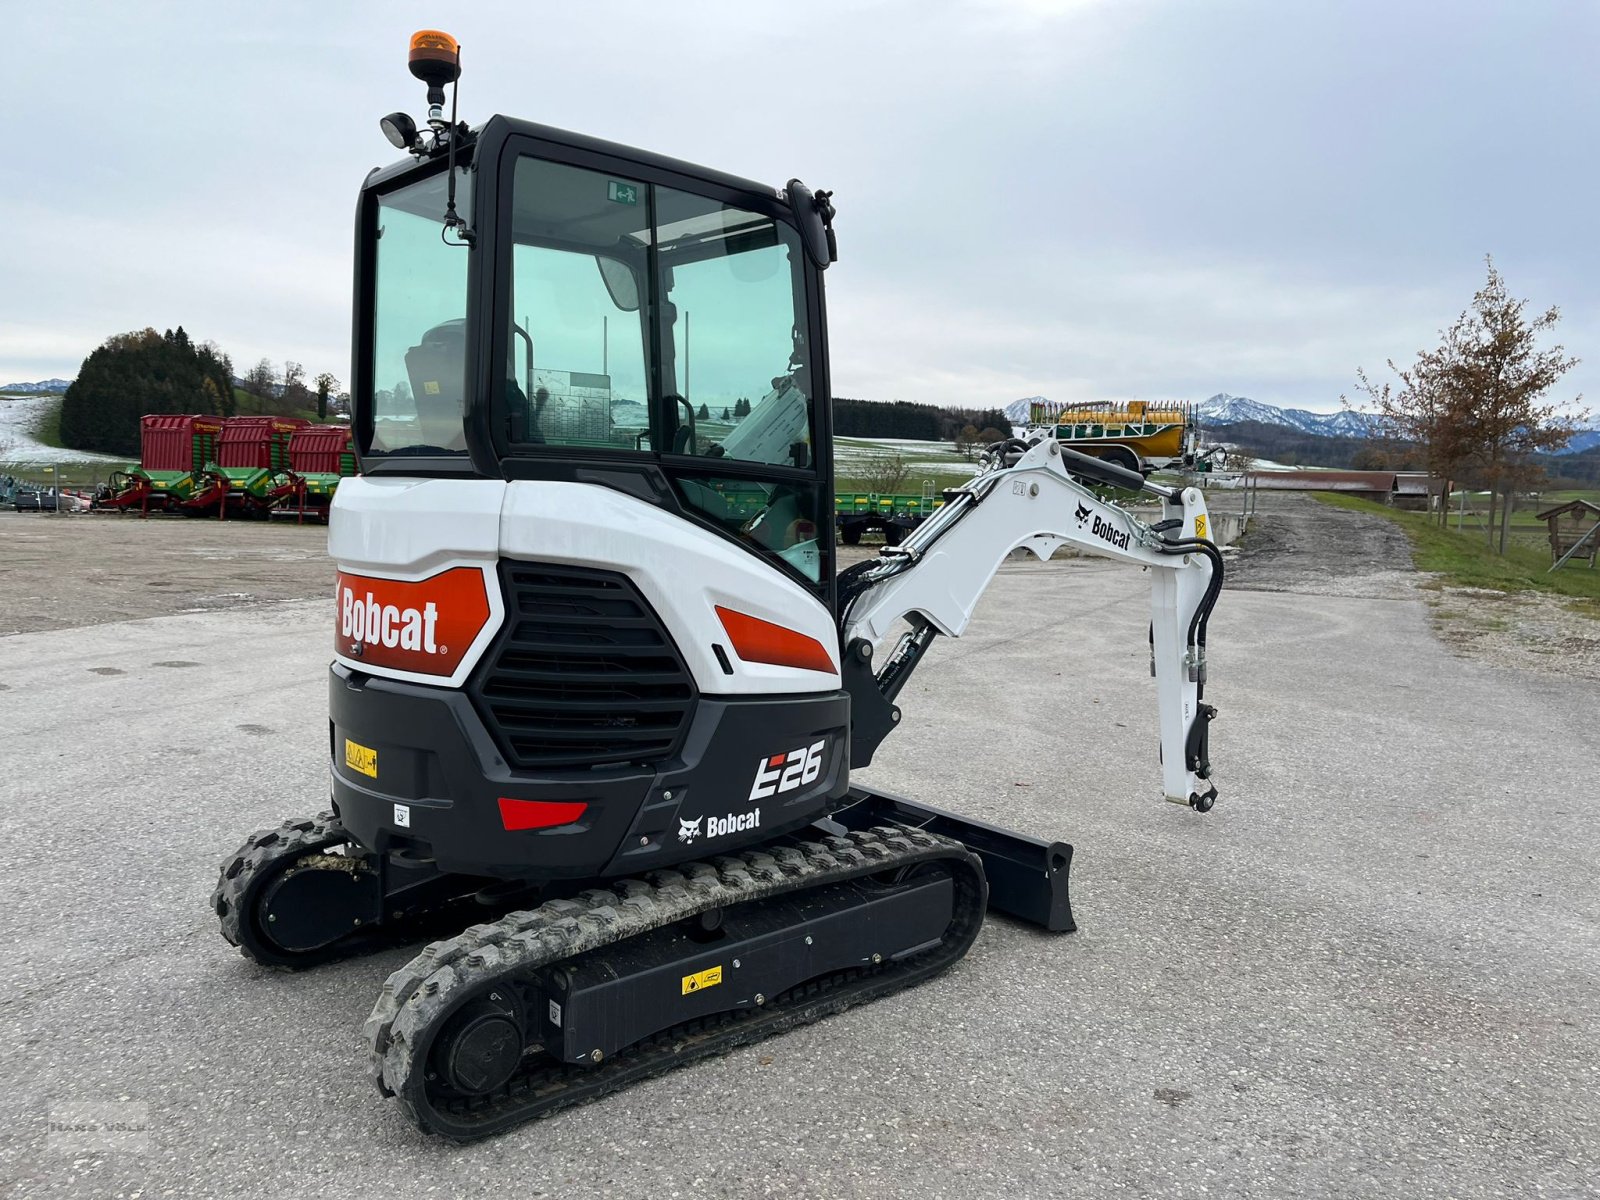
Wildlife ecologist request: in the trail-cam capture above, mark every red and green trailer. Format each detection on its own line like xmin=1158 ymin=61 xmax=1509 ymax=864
xmin=207 ymin=416 xmax=309 ymax=518
xmin=98 ymin=414 xmax=227 ymax=514
xmin=281 ymin=424 xmax=357 ymax=522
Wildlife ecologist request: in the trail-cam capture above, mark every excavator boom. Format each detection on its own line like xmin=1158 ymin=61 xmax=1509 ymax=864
xmin=841 ymin=433 xmax=1221 ymax=808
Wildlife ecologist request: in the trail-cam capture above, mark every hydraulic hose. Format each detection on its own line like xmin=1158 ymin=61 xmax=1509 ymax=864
xmin=1153 ymin=535 xmax=1224 ymax=653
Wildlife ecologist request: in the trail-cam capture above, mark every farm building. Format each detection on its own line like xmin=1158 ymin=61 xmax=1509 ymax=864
xmin=1250 ymin=471 xmax=1397 ymax=503
xmin=1393 ymin=473 xmax=1450 ymax=512
xmin=1248 ymin=470 xmax=1446 ymax=507
xmin=1534 ymin=499 xmax=1600 ymax=569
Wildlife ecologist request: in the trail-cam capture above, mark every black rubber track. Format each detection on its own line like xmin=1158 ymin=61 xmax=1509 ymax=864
xmin=211 ymin=813 xmax=379 ymax=970
xmin=365 ymin=824 xmax=988 ymax=1141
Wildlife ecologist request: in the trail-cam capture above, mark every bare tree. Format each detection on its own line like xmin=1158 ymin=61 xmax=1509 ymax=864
xmin=243 ymin=358 xmax=277 ymax=414
xmin=954 ymin=423 xmax=980 ymax=460
xmin=857 ymin=451 xmax=910 ymax=495
xmin=1348 ymin=258 xmax=1585 ymax=543
xmin=281 ymin=361 xmax=312 ymax=414
xmin=1346 ymin=329 xmax=1470 ymax=527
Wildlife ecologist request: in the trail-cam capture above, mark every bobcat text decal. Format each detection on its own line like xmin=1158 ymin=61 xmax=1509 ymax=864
xmin=335 ymin=566 xmax=493 ymax=678
xmin=679 ymin=810 xmax=760 ymax=844
xmin=1090 ymin=513 xmax=1131 ymax=552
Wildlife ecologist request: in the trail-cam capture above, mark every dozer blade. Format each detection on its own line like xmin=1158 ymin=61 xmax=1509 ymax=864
xmin=829 ymin=788 xmax=1076 ymax=933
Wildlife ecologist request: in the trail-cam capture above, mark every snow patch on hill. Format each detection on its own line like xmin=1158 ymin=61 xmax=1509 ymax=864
xmin=0 ymin=396 xmax=124 ymax=463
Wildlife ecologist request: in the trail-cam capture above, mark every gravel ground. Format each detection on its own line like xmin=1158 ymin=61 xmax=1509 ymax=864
xmin=0 ymin=510 xmax=331 ymax=635
xmin=1229 ymin=492 xmax=1418 ymax=601
xmin=1423 ymin=588 xmax=1600 ymax=683
xmin=1 ymin=495 xmax=1597 ymax=1199
xmin=1230 ymin=493 xmax=1600 ymax=681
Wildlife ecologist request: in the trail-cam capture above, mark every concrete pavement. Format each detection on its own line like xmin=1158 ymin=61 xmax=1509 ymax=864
xmin=1 ymin=533 xmax=1596 ymax=1197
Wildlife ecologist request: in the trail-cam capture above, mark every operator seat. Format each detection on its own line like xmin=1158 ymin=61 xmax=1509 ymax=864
xmin=404 ymin=320 xmax=468 ymax=452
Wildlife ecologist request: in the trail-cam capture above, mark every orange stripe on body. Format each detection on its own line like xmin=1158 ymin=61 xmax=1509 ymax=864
xmin=714 ymin=605 xmax=838 ymax=674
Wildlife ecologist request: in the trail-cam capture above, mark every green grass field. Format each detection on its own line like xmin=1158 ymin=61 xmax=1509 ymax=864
xmin=1313 ymin=491 xmax=1600 ymax=606
xmin=1435 ymin=488 xmax=1600 ymax=536
xmin=833 ymin=436 xmax=985 ymax=495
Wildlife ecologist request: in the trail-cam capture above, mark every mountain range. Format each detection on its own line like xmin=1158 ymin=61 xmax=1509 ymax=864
xmin=1005 ymin=392 xmax=1599 ymax=454
xmin=1 ymin=378 xmax=72 ymax=394
xmin=1193 ymin=393 xmax=1377 ymax=438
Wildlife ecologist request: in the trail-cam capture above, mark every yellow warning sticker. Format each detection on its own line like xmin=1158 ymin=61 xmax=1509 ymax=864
xmin=1194 ymin=514 xmax=1208 ymax=540
xmin=423 ymin=380 xmax=441 ymax=395
xmin=344 ymin=737 xmax=377 ymax=779
xmin=682 ymin=965 xmax=722 ymax=995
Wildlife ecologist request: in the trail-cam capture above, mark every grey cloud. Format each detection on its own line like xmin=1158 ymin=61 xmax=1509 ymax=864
xmin=7 ymin=0 xmax=1594 ymax=414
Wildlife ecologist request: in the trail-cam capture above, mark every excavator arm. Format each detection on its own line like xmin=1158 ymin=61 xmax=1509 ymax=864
xmin=839 ymin=433 xmax=1222 ymax=810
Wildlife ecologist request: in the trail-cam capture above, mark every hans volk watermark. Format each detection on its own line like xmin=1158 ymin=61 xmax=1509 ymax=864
xmin=47 ymin=1102 xmax=149 ymax=1153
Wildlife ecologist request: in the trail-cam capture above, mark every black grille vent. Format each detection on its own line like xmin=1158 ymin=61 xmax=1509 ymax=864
xmin=471 ymin=563 xmax=697 ymax=770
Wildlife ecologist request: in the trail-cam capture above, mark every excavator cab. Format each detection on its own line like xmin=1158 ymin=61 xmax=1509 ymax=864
xmin=355 ymin=120 xmax=837 ymax=593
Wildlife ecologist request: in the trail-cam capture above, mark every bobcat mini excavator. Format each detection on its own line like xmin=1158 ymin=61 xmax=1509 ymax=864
xmin=214 ymin=31 xmax=1224 ymax=1140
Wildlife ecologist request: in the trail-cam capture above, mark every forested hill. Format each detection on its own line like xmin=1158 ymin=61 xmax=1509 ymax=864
xmin=59 ymin=328 xmax=236 ymax=457
xmin=1215 ymin=418 xmax=1600 ymax=486
xmin=1210 ymin=419 xmax=1417 ymax=469
xmin=833 ymin=397 xmax=1008 ymax=440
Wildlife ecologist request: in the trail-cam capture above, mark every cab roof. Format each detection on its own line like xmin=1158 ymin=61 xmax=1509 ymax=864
xmin=362 ymin=114 xmax=781 ymax=202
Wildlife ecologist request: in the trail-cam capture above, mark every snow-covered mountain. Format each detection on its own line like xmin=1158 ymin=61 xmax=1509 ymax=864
xmin=1194 ymin=393 xmax=1377 ymax=438
xmin=1003 ymin=396 xmax=1047 ymax=425
xmin=1194 ymin=392 xmax=1600 ymax=452
xmin=1008 ymin=391 xmax=1600 ymax=454
xmin=1555 ymin=428 xmax=1600 ymax=455
xmin=0 ymin=378 xmax=72 ymax=394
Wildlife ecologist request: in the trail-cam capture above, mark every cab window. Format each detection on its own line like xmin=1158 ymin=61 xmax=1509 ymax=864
xmin=370 ymin=168 xmax=472 ymax=456
xmin=505 ymin=158 xmax=651 ymax=451
xmin=499 ymin=154 xmax=824 ymax=583
xmin=653 ymin=187 xmax=814 ymax=472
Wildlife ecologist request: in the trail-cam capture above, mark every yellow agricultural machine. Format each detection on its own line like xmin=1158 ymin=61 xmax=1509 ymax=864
xmin=1028 ymin=400 xmax=1202 ymax=476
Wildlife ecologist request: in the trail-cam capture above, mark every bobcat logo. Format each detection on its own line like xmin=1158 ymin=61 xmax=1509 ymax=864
xmin=678 ymin=816 xmax=703 ymax=844
xmin=1074 ymin=502 xmax=1091 ymax=526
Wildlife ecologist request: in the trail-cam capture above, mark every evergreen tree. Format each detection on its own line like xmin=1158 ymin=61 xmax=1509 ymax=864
xmin=696 ymin=402 xmax=710 ymax=420
xmin=315 ymin=373 xmax=339 ymax=421
xmin=59 ymin=328 xmax=244 ymax=456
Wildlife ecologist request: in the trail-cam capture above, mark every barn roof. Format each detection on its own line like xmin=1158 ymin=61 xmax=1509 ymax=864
xmin=1251 ymin=470 xmax=1397 ymax=492
xmin=1394 ymin=473 xmax=1448 ymax=496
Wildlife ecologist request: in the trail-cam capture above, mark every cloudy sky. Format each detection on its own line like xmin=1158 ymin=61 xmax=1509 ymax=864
xmin=6 ymin=0 xmax=1596 ymax=414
